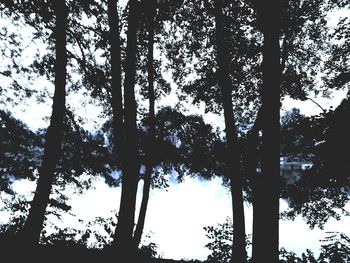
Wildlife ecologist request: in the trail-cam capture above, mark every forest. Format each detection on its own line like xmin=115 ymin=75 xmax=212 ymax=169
xmin=0 ymin=0 xmax=349 ymax=262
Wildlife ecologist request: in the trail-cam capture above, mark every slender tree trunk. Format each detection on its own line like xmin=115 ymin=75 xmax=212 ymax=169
xmin=112 ymin=0 xmax=140 ymax=257
xmin=252 ymin=1 xmax=282 ymax=262
xmin=214 ymin=0 xmax=247 ymax=262
xmin=108 ymin=0 xmax=124 ymax=164
xmin=20 ymin=0 xmax=67 ymax=245
xmin=251 ymin=170 xmax=265 ymax=262
xmin=246 ymin=108 xmax=265 ymax=263
xmin=133 ymin=1 xmax=156 ymax=249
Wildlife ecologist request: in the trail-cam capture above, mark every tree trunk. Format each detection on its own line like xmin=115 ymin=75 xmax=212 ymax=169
xmin=108 ymin=0 xmax=124 ymax=164
xmin=112 ymin=0 xmax=140 ymax=257
xmin=252 ymin=1 xmax=282 ymax=262
xmin=213 ymin=0 xmax=247 ymax=262
xmin=133 ymin=1 xmax=156 ymax=249
xmin=20 ymin=0 xmax=67 ymax=245
xmin=245 ymin=108 xmax=265 ymax=263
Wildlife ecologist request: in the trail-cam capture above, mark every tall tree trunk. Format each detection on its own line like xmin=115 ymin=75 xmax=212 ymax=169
xmin=133 ymin=1 xmax=156 ymax=249
xmin=112 ymin=0 xmax=140 ymax=257
xmin=20 ymin=0 xmax=67 ymax=245
xmin=247 ymin=108 xmax=265 ymax=263
xmin=108 ymin=0 xmax=124 ymax=164
xmin=252 ymin=1 xmax=282 ymax=262
xmin=213 ymin=0 xmax=247 ymax=262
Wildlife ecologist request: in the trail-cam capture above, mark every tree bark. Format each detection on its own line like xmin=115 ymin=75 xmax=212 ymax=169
xmin=20 ymin=0 xmax=67 ymax=245
xmin=108 ymin=0 xmax=124 ymax=164
xmin=112 ymin=0 xmax=140 ymax=257
xmin=252 ymin=1 xmax=282 ymax=262
xmin=133 ymin=1 xmax=156 ymax=249
xmin=214 ymin=0 xmax=247 ymax=262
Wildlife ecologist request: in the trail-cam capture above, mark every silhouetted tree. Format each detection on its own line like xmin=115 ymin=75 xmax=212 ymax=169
xmin=213 ymin=0 xmax=247 ymax=261
xmin=161 ymin=1 xmax=261 ymax=261
xmin=108 ymin=0 xmax=124 ymax=163
xmin=20 ymin=0 xmax=68 ymax=245
xmin=133 ymin=0 xmax=156 ymax=249
xmin=111 ymin=0 xmax=140 ymax=257
xmin=131 ymin=0 xmax=184 ymax=249
xmin=251 ymin=0 xmax=281 ymax=262
xmin=281 ymin=98 xmax=350 ymax=229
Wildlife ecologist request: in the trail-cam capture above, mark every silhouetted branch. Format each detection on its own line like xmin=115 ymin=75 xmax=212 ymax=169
xmin=67 ymin=28 xmax=88 ymax=70
xmin=244 ymin=106 xmax=263 ymax=181
xmin=66 ymin=28 xmax=92 ymax=83
xmin=306 ymin=97 xmax=326 ymax=113
xmin=65 ymin=107 xmax=87 ymax=148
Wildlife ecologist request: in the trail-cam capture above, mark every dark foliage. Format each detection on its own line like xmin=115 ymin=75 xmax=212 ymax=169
xmin=281 ymin=99 xmax=350 ymax=229
xmin=0 ymin=110 xmax=42 ymax=193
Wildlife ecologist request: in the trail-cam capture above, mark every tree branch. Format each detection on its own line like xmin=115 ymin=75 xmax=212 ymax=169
xmin=306 ymin=97 xmax=326 ymax=113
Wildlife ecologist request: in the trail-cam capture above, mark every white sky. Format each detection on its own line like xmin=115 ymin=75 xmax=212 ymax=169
xmin=282 ymin=90 xmax=348 ymax=116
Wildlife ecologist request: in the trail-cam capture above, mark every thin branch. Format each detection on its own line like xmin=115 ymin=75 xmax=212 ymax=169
xmin=244 ymin=106 xmax=263 ymax=182
xmin=67 ymin=28 xmax=89 ymax=74
xmin=306 ymin=97 xmax=326 ymax=113
xmin=65 ymin=108 xmax=87 ymax=146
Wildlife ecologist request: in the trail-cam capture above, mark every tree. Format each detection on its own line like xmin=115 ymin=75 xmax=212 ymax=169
xmin=130 ymin=0 xmax=184 ymax=249
xmin=213 ymin=0 xmax=247 ymax=262
xmin=251 ymin=0 xmax=281 ymax=262
xmin=20 ymin=0 xmax=68 ymax=245
xmin=161 ymin=1 xmax=262 ymax=261
xmin=108 ymin=0 xmax=124 ymax=164
xmin=0 ymin=109 xmax=114 ymax=248
xmin=0 ymin=110 xmax=42 ymax=194
xmin=246 ymin=0 xmax=331 ymax=260
xmin=281 ymin=98 xmax=350 ymax=229
xmin=111 ymin=0 xmax=140 ymax=256
xmin=133 ymin=0 xmax=156 ymax=249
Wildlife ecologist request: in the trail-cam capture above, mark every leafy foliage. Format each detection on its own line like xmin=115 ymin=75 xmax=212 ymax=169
xmin=204 ymin=218 xmax=233 ymax=263
xmin=324 ymin=12 xmax=350 ymax=92
xmin=319 ymin=232 xmax=350 ymax=263
xmin=204 ymin=224 xmax=350 ymax=263
xmin=281 ymin=99 xmax=350 ymax=228
xmin=204 ymin=217 xmax=251 ymax=263
xmin=279 ymin=248 xmax=318 ymax=263
xmin=0 ymin=110 xmax=42 ymax=193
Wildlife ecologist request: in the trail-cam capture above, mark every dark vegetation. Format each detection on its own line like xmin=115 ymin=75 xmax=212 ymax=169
xmin=0 ymin=0 xmax=349 ymax=262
